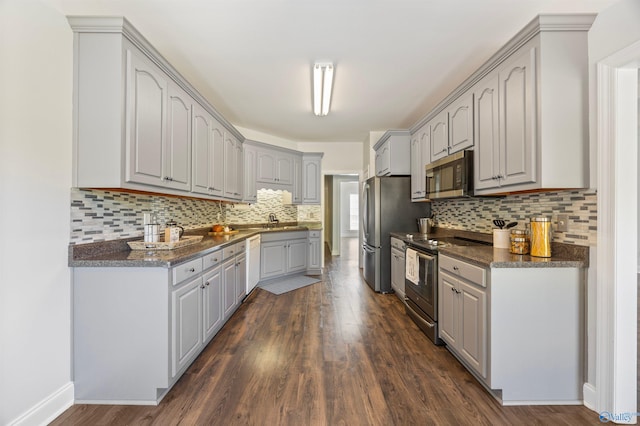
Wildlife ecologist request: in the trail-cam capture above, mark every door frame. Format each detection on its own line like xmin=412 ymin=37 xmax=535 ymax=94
xmin=594 ymin=39 xmax=639 ymax=421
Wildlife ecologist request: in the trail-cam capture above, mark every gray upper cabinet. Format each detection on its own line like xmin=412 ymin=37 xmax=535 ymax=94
xmin=126 ymin=59 xmax=191 ymax=192
xmin=448 ymin=92 xmax=474 ymax=155
xmin=257 ymin=149 xmax=293 ymax=187
xmin=373 ymin=130 xmax=411 ymax=176
xmin=223 ymin=134 xmax=242 ymax=200
xmin=68 ymin=17 xmax=244 ymax=200
xmin=243 ymin=144 xmax=258 ymax=203
xmin=410 ymin=123 xmax=431 ymax=202
xmin=302 ymin=153 xmax=323 ymax=204
xmin=429 ymin=111 xmax=449 ymax=162
xmin=410 ymin=14 xmax=593 ymax=196
xmin=473 ymin=19 xmax=590 ymax=195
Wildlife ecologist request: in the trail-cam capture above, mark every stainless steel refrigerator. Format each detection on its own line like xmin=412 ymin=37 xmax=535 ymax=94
xmin=362 ymin=176 xmax=430 ymax=293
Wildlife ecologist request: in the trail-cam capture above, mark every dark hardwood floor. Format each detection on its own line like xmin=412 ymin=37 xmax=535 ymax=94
xmin=53 ymin=237 xmax=605 ymax=425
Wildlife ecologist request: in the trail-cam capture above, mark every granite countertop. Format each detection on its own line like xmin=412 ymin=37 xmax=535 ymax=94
xmin=390 ymin=229 xmax=588 ymax=269
xmin=70 ymin=223 xmax=322 ymax=268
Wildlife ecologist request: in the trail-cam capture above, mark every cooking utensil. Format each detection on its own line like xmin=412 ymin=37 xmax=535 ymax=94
xmin=505 ymin=221 xmax=518 ymax=229
xmin=493 ymin=219 xmax=505 ymax=229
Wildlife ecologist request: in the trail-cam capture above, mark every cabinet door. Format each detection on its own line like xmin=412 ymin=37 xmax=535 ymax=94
xmin=276 ymin=153 xmax=293 ymax=185
xmin=235 ymin=140 xmax=243 ymax=200
xmin=459 ymin=281 xmax=487 ymax=378
xmin=308 ymin=238 xmax=321 ymax=270
xmin=191 ymin=104 xmax=212 ymax=195
xmin=172 ymin=277 xmax=202 ymax=377
xmin=210 ymin=120 xmax=225 ymax=197
xmin=243 ymin=145 xmax=257 ymax=202
xmin=302 ymin=156 xmax=321 ymax=204
xmin=223 ymin=134 xmax=237 ymax=199
xmin=430 ymin=111 xmax=449 ymax=161
xmin=256 ymin=150 xmax=277 ymax=183
xmin=410 ymin=134 xmax=424 ymax=200
xmin=448 ymin=92 xmax=474 ymax=154
xmin=125 ymin=50 xmax=168 ymax=187
xmin=287 ymin=239 xmax=308 ymax=273
xmin=260 ymin=241 xmax=287 ymax=279
xmin=390 ymin=249 xmax=405 ymax=297
xmin=222 ymin=257 xmax=237 ymax=319
xmin=375 ymin=142 xmax=390 ymax=176
xmin=202 ymin=266 xmax=223 ymax=343
xmin=165 ymin=83 xmax=192 ymax=190
xmin=498 ymin=46 xmax=537 ymax=187
xmin=235 ymin=254 xmax=247 ymax=303
xmin=438 ymin=272 xmax=458 ymax=347
xmin=292 ymin=155 xmax=302 ymax=203
xmin=474 ymin=75 xmax=501 ymax=191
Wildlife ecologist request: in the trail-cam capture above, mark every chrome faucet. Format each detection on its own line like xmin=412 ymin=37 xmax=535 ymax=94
xmin=268 ymin=213 xmax=279 ymax=227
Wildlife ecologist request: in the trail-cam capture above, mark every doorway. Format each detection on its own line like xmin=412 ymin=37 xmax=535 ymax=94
xmin=324 ymin=174 xmax=359 ymax=256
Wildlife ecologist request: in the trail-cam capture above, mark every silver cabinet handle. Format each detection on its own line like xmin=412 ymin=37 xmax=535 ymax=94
xmin=188 ymin=267 xmax=195 ymax=273
xmin=200 ymin=284 xmax=205 ymax=289
xmin=205 ymin=281 xmax=210 ymax=286
xmin=453 ymin=266 xmax=459 ymax=271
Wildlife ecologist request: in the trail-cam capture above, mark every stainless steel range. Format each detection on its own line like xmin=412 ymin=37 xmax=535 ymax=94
xmin=404 ymin=236 xmax=487 ymax=344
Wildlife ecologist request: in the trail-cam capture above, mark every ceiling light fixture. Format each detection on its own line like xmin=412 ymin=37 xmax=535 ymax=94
xmin=313 ymin=62 xmax=334 ymax=116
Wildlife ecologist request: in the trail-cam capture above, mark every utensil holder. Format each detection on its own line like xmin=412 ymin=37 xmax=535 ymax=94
xmin=493 ymin=229 xmax=510 ymax=249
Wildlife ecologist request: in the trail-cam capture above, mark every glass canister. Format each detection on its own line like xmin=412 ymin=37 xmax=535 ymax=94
xmin=510 ymin=229 xmax=530 ymax=255
xmin=530 ymin=216 xmax=552 ymax=257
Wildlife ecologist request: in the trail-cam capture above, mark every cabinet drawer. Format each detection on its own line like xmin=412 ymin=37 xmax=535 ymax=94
xmin=308 ymin=230 xmax=320 ymax=238
xmin=173 ymin=258 xmax=203 ymax=285
xmin=390 ymin=237 xmax=405 ymax=251
xmin=235 ymin=240 xmax=247 ymax=252
xmin=439 ymin=255 xmax=486 ymax=287
xmin=202 ymin=250 xmax=222 ymax=270
xmin=223 ymin=243 xmax=239 ymax=260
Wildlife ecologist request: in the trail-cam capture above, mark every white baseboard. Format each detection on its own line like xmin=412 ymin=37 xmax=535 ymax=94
xmin=9 ymin=382 xmax=74 ymax=426
xmin=583 ymin=382 xmax=597 ymax=411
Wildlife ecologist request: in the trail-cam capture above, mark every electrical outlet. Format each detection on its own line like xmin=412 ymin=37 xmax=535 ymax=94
xmin=557 ymin=214 xmax=569 ymax=232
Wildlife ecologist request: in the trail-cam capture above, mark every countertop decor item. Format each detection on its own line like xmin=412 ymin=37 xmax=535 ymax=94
xmin=493 ymin=229 xmax=510 ymax=249
xmin=493 ymin=219 xmax=505 ymax=229
xmin=127 ymin=235 xmax=203 ymax=251
xmin=530 ymin=216 xmax=552 ymax=257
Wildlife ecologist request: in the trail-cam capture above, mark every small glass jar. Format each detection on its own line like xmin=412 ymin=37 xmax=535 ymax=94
xmin=510 ymin=236 xmax=530 ymax=255
xmin=530 ymin=216 xmax=552 ymax=257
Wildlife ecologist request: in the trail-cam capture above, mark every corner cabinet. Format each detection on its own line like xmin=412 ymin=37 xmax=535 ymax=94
xmin=68 ymin=17 xmax=244 ymax=201
xmin=438 ymin=253 xmax=584 ymax=404
xmin=245 ymin=141 xmax=323 ymax=205
xmin=260 ymin=231 xmax=308 ymax=280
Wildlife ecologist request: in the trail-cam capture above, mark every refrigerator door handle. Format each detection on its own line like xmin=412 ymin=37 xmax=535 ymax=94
xmin=362 ymin=244 xmax=375 ymax=253
xmin=362 ymin=182 xmax=369 ymax=239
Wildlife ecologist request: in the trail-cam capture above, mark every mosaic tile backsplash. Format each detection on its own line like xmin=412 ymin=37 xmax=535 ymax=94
xmin=431 ymin=189 xmax=597 ymax=246
xmin=70 ymin=188 xmax=321 ymax=244
xmin=71 ymin=188 xmax=595 ymax=246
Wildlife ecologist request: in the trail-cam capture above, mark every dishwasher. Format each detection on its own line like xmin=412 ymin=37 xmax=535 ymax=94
xmin=246 ymin=234 xmax=261 ymax=295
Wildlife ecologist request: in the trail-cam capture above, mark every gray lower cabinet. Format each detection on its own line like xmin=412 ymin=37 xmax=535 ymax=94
xmin=260 ymin=231 xmax=308 ymax=280
xmin=172 ymin=275 xmax=203 ymax=377
xmin=73 ymin=242 xmax=246 ymax=405
xmin=438 ymin=253 xmax=584 ymax=404
xmin=390 ymin=237 xmax=406 ymax=300
xmin=307 ymin=230 xmax=322 ymax=274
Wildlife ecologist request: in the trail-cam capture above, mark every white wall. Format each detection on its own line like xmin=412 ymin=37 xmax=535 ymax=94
xmin=297 ymin=141 xmax=362 ymax=174
xmin=0 ymin=1 xmax=74 ymax=424
xmin=234 ymin=125 xmax=299 ymax=150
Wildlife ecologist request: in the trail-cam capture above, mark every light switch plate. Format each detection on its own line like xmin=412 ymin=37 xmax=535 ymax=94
xmin=557 ymin=214 xmax=569 ymax=232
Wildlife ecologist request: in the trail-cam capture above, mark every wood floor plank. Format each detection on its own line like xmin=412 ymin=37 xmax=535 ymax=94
xmin=52 ymin=238 xmax=609 ymax=425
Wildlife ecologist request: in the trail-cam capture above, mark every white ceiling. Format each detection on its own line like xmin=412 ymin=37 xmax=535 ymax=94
xmin=50 ymin=0 xmax=619 ymax=143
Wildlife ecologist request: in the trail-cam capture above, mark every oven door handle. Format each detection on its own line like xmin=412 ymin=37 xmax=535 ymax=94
xmin=404 ymin=298 xmax=436 ymax=329
xmin=415 ymin=252 xmax=435 ymax=262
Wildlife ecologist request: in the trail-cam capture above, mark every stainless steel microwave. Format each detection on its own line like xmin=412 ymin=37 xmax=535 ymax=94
xmin=425 ymin=150 xmax=473 ymax=200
